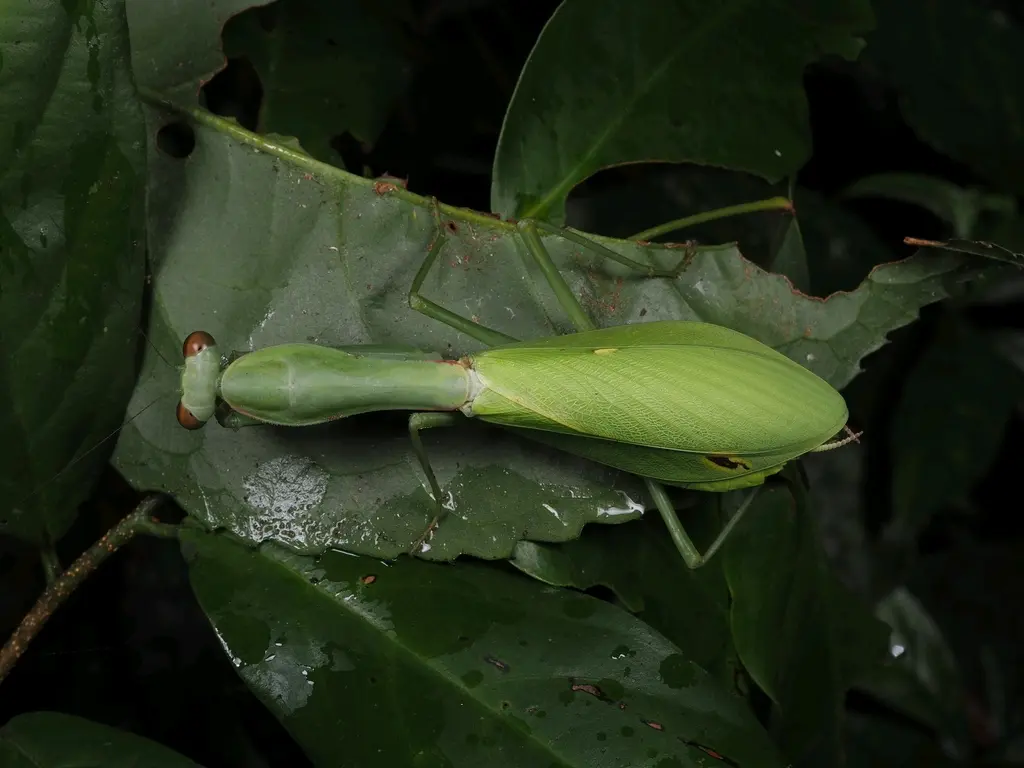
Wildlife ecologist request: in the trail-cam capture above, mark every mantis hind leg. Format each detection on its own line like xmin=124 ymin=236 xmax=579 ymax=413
xmin=646 ymin=480 xmax=762 ymax=569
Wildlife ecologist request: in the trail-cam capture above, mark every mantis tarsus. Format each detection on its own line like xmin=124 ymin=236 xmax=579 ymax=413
xmin=176 ymin=204 xmax=855 ymax=568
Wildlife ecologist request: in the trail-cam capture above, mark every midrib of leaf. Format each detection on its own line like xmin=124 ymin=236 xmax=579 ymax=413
xmin=521 ymin=0 xmax=756 ymax=221
xmin=137 ymin=87 xmax=518 ymax=235
xmin=262 ymin=545 xmax=577 ymax=767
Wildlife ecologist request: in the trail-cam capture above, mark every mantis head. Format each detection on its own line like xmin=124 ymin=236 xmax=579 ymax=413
xmin=177 ymin=331 xmax=220 ymax=429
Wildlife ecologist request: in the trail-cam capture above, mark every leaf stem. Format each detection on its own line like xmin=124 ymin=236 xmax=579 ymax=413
xmin=0 ymin=495 xmax=174 ymax=685
xmin=630 ymin=197 xmax=794 ymax=242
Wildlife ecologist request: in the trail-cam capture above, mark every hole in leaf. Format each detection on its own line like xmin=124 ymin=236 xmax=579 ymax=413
xmin=201 ymin=57 xmax=262 ymax=131
xmin=155 ymin=122 xmax=195 ymax=159
xmin=330 ymin=131 xmax=370 ymax=174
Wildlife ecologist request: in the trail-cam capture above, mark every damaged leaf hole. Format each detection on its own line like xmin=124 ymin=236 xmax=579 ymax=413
xmin=155 ymin=122 xmax=195 ymax=159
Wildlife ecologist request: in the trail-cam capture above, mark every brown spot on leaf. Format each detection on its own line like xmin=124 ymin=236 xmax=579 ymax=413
xmin=705 ymin=454 xmax=752 ymax=471
xmin=485 ymin=656 xmax=509 ymax=672
xmin=571 ymin=682 xmax=604 ymax=698
xmin=681 ymin=740 xmax=738 ymax=766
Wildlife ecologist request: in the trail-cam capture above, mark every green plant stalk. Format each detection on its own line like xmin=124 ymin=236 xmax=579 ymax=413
xmin=630 ymin=196 xmax=794 ymax=241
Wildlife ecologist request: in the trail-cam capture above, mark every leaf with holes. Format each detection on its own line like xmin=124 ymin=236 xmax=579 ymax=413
xmin=221 ymin=0 xmax=410 ymax=165
xmin=111 ymin=106 xmax=1016 ymax=562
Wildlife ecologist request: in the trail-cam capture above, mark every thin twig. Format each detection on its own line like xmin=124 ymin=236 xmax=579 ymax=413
xmin=0 ymin=495 xmax=175 ymax=685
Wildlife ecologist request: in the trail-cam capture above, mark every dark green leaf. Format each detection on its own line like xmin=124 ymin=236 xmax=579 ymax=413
xmin=844 ymin=712 xmax=960 ymax=768
xmin=110 ymin=110 xmax=1016 ymax=562
xmin=843 ymin=173 xmax=1016 ymax=239
xmin=182 ymin=525 xmax=787 ymax=768
xmin=0 ymin=712 xmax=202 ymax=768
xmin=127 ymin=0 xmax=275 ymax=98
xmin=770 ymin=218 xmax=811 ymax=294
xmin=222 ymin=0 xmax=411 ymax=163
xmin=791 ymin=185 xmax=899 ymax=296
xmin=886 ymin=318 xmax=1022 ymax=545
xmin=491 ymin=0 xmax=875 ymax=221
xmin=723 ymin=484 xmax=890 ymax=765
xmin=0 ymin=0 xmax=146 ymax=544
xmin=863 ymin=0 xmax=1024 ymax=196
xmin=855 ymin=588 xmax=969 ymax=747
xmin=510 ymin=507 xmax=741 ymax=691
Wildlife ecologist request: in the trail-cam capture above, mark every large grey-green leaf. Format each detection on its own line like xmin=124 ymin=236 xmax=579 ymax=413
xmin=183 ymin=525 xmax=787 ymax=767
xmin=0 ymin=0 xmax=146 ymax=544
xmin=112 ymin=104 xmax=1015 ymax=562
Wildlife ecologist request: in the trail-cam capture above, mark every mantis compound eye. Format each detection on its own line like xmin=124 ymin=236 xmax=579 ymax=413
xmin=176 ymin=400 xmax=205 ymax=430
xmin=182 ymin=330 xmax=216 ymax=358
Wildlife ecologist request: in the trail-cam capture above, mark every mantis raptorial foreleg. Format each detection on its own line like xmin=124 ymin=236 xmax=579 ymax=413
xmin=406 ymin=202 xmax=761 ymax=567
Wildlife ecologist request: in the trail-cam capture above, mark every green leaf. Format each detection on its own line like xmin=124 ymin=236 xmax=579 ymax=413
xmin=0 ymin=712 xmax=203 ymax=768
xmin=843 ymin=173 xmax=1016 ymax=239
xmin=886 ymin=317 xmax=1021 ymax=545
xmin=791 ymin=186 xmax=898 ymax=296
xmin=723 ymin=483 xmax=890 ymax=765
xmin=491 ymin=0 xmax=875 ymax=221
xmin=769 ymin=217 xmax=811 ymax=294
xmin=855 ymin=588 xmax=969 ymax=746
xmin=510 ymin=507 xmax=741 ymax=692
xmin=182 ymin=525 xmax=787 ymax=768
xmin=222 ymin=0 xmax=411 ymax=164
xmin=110 ymin=107 xmax=1017 ymax=562
xmin=863 ymin=0 xmax=1024 ymax=196
xmin=127 ymin=0 xmax=276 ymax=98
xmin=0 ymin=0 xmax=146 ymax=544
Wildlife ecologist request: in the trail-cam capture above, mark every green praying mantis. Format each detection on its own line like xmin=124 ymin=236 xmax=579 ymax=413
xmin=175 ymin=204 xmax=856 ymax=569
